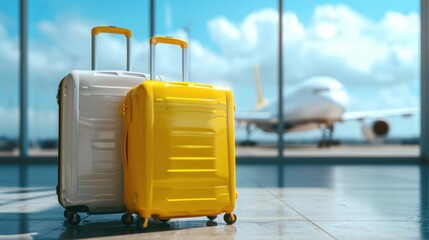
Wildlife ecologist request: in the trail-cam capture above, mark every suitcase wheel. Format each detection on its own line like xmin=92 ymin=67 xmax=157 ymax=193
xmin=121 ymin=213 xmax=134 ymax=225
xmin=63 ymin=209 xmax=72 ymax=219
xmin=207 ymin=215 xmax=217 ymax=221
xmin=223 ymin=213 xmax=237 ymax=225
xmin=136 ymin=217 xmax=149 ymax=231
xmin=159 ymin=218 xmax=170 ymax=223
xmin=67 ymin=213 xmax=81 ymax=226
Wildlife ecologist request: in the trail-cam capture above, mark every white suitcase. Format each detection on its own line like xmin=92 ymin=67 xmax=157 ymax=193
xmin=57 ymin=26 xmax=150 ymax=225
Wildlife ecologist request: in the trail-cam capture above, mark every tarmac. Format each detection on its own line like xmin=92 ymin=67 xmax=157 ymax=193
xmin=0 ymin=144 xmax=420 ymax=158
xmin=236 ymin=144 xmax=419 ymax=157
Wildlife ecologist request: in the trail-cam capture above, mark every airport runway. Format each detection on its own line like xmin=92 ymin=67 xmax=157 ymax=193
xmin=236 ymin=144 xmax=419 ymax=157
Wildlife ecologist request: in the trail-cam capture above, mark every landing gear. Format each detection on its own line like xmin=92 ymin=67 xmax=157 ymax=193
xmin=318 ymin=125 xmax=335 ymax=148
xmin=240 ymin=140 xmax=257 ymax=146
xmin=241 ymin=124 xmax=257 ymax=146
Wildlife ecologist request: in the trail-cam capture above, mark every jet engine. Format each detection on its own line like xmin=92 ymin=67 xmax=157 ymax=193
xmin=361 ymin=119 xmax=389 ymax=141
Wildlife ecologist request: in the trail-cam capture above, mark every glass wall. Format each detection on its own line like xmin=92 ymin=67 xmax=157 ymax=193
xmin=280 ymin=0 xmax=419 ymax=157
xmin=151 ymin=0 xmax=420 ymax=158
xmin=26 ymin=0 xmax=149 ymax=156
xmin=0 ymin=1 xmax=19 ymax=156
xmin=1 ymin=1 xmax=420 ymax=159
xmin=154 ymin=0 xmax=279 ymax=157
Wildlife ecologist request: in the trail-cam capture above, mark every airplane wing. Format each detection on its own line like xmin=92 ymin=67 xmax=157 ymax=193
xmin=341 ymin=107 xmax=419 ymax=121
xmin=235 ymin=112 xmax=277 ymax=124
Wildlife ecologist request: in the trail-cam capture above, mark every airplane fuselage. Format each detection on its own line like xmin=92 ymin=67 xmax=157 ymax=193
xmin=256 ymin=76 xmax=349 ymax=133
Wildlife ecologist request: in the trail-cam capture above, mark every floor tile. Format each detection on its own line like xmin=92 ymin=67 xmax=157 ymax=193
xmin=1 ymin=164 xmax=429 ymax=239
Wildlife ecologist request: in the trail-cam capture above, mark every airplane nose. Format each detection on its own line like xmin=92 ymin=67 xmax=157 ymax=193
xmin=331 ymin=89 xmax=349 ymax=110
xmin=317 ymin=89 xmax=348 ymax=115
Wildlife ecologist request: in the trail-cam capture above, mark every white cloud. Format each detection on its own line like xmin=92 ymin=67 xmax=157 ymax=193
xmin=208 ymin=9 xmax=283 ymax=58
xmin=286 ymin=5 xmax=418 ymax=87
xmin=379 ymin=11 xmax=419 ymax=44
xmin=204 ymin=4 xmax=418 ymax=94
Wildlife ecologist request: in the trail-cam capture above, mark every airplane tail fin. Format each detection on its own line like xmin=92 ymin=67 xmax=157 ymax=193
xmin=254 ymin=64 xmax=268 ymax=110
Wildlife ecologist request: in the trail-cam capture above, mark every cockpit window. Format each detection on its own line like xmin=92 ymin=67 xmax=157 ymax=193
xmin=313 ymin=88 xmax=330 ymax=94
xmin=313 ymin=87 xmax=344 ymax=94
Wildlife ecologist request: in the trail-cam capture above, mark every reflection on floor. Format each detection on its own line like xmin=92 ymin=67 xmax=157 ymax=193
xmin=1 ymin=163 xmax=429 ymax=239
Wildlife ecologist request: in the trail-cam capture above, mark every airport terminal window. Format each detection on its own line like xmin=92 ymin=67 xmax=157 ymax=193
xmin=26 ymin=0 xmax=149 ymax=156
xmin=281 ymin=1 xmax=420 ymax=157
xmin=0 ymin=1 xmax=19 ymax=157
xmin=2 ymin=1 xmax=421 ymax=159
xmin=154 ymin=0 xmax=278 ymax=157
xmin=155 ymin=0 xmax=420 ymax=158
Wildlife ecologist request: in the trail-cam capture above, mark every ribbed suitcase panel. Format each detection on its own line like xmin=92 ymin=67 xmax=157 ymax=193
xmin=123 ymin=81 xmax=236 ymax=219
xmin=59 ymin=71 xmax=146 ymax=213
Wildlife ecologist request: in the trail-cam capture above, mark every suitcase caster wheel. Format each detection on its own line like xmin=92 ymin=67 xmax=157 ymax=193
xmin=121 ymin=213 xmax=134 ymax=225
xmin=67 ymin=213 xmax=81 ymax=225
xmin=207 ymin=215 xmax=217 ymax=221
xmin=223 ymin=213 xmax=237 ymax=225
xmin=64 ymin=209 xmax=72 ymax=219
xmin=137 ymin=218 xmax=149 ymax=231
xmin=160 ymin=218 xmax=170 ymax=223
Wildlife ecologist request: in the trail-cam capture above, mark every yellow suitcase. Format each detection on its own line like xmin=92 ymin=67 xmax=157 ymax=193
xmin=121 ymin=36 xmax=237 ymax=230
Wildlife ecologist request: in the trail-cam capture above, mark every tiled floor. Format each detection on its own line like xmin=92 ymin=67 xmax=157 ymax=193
xmin=1 ymin=163 xmax=429 ymax=239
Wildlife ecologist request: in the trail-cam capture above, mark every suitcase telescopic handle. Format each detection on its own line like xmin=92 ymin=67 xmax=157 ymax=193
xmin=150 ymin=36 xmax=189 ymax=82
xmin=91 ymin=26 xmax=132 ymax=71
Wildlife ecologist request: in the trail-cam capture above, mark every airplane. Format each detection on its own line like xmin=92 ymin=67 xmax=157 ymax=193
xmin=235 ymin=65 xmax=418 ymax=147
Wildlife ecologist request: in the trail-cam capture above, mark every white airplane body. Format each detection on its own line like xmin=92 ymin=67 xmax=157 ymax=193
xmin=235 ymin=68 xmax=418 ymax=146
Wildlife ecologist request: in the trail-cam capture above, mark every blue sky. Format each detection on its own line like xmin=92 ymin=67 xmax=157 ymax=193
xmin=0 ymin=0 xmax=420 ymax=141
xmin=0 ymin=0 xmax=418 ymax=49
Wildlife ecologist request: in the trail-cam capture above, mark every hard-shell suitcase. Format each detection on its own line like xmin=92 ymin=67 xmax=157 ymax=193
xmin=57 ymin=26 xmax=150 ymax=225
xmin=121 ymin=36 xmax=237 ymax=230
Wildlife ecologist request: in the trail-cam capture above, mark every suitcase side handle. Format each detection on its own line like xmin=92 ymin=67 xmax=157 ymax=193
xmin=91 ymin=26 xmax=132 ymax=71
xmin=150 ymin=36 xmax=188 ymax=82
xmin=121 ymin=117 xmax=129 ymax=170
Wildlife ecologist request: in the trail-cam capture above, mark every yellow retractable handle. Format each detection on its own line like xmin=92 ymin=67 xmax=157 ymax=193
xmin=150 ymin=36 xmax=189 ymax=82
xmin=150 ymin=36 xmax=188 ymax=48
xmin=92 ymin=26 xmax=133 ymax=38
xmin=91 ymin=26 xmax=132 ymax=71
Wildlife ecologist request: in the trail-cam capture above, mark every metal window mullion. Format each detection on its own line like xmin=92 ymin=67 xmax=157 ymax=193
xmin=420 ymin=0 xmax=429 ymax=162
xmin=277 ymin=0 xmax=284 ymax=161
xmin=19 ymin=0 xmax=28 ymax=158
xmin=150 ymin=0 xmax=154 ymax=38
